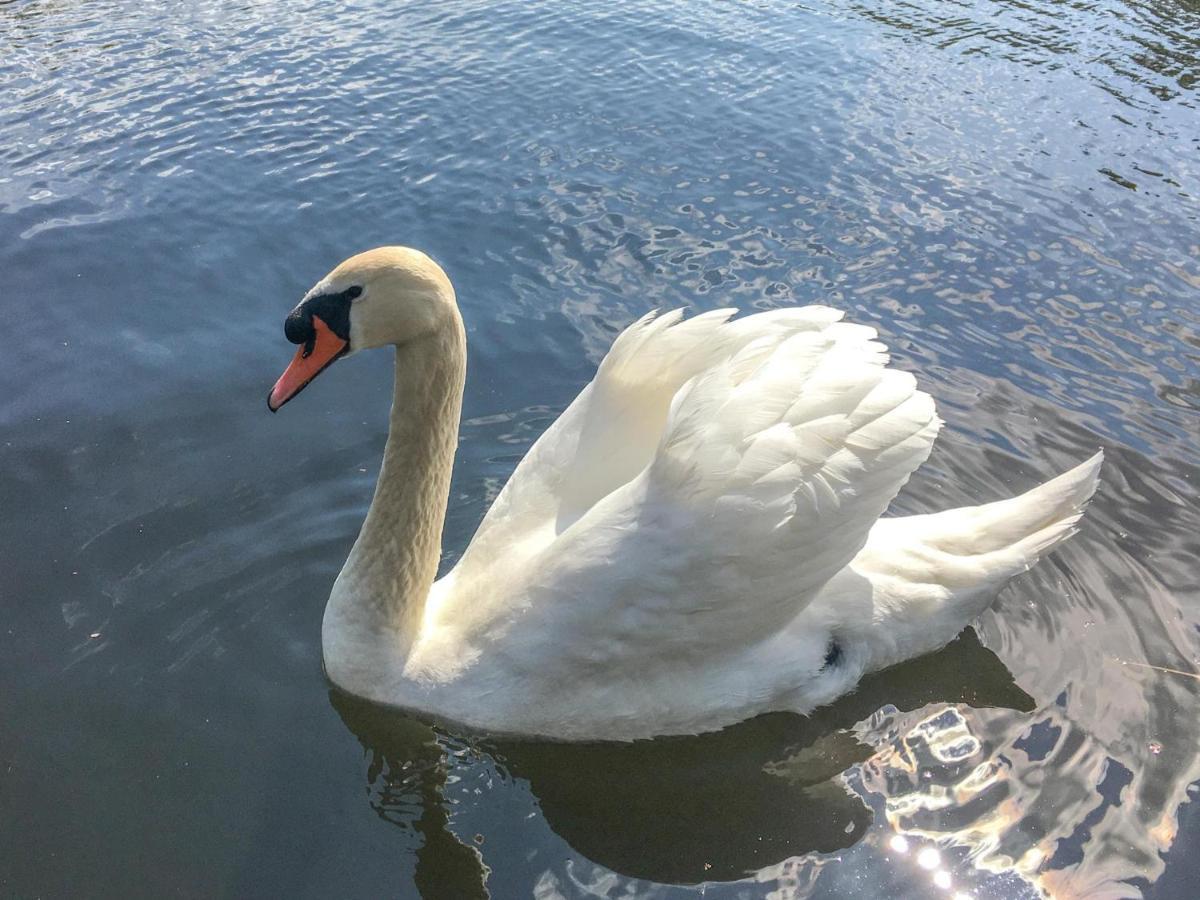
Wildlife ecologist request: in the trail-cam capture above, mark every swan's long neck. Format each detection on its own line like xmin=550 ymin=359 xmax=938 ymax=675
xmin=332 ymin=316 xmax=466 ymax=650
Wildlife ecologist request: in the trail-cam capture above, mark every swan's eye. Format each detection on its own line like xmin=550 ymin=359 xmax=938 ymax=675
xmin=822 ymin=638 xmax=843 ymax=670
xmin=346 ymin=285 xmax=363 ymax=299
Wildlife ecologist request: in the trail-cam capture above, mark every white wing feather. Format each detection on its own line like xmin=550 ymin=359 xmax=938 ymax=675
xmin=438 ymin=308 xmax=940 ymax=665
xmin=452 ymin=306 xmax=841 ymax=577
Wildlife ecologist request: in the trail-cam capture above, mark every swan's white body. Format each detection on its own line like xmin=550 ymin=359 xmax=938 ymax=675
xmin=275 ymin=248 xmax=1101 ymax=741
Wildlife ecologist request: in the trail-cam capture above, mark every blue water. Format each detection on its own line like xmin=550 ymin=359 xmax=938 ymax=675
xmin=2 ymin=0 xmax=1198 ymax=897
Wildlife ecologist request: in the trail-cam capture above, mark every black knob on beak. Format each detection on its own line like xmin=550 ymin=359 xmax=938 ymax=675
xmin=284 ymin=307 xmax=314 ymax=345
xmin=282 ymin=285 xmax=359 ymax=355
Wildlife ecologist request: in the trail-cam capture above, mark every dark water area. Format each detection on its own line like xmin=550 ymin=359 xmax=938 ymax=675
xmin=2 ymin=0 xmax=1198 ymax=897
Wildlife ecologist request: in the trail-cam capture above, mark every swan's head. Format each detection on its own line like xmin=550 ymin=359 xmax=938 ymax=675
xmin=268 ymin=246 xmax=456 ymax=411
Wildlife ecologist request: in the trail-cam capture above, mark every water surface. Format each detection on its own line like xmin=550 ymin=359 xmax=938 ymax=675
xmin=2 ymin=0 xmax=1199 ymax=897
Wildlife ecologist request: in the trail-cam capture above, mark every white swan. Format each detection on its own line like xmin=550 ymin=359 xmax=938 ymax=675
xmin=268 ymin=246 xmax=1102 ymax=741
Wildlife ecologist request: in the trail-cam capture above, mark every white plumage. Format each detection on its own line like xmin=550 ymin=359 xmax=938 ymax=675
xmin=273 ymin=247 xmax=1102 ymax=741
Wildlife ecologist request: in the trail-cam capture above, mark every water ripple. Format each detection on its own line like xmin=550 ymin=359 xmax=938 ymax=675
xmin=1 ymin=0 xmax=1198 ymax=897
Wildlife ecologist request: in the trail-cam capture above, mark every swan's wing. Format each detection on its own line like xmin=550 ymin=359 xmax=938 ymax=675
xmin=452 ymin=306 xmax=844 ymax=580
xmin=495 ymin=320 xmax=942 ymax=658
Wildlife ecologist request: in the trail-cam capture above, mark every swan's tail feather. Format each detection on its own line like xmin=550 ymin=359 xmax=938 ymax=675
xmin=853 ymin=452 xmax=1103 ymax=673
xmin=865 ymin=451 xmax=1103 ymax=584
xmin=941 ymin=450 xmax=1103 ymax=565
xmin=986 ymin=450 xmax=1103 ymax=565
xmin=875 ymin=450 xmax=1104 ymax=591
xmin=940 ymin=451 xmax=1099 ymax=549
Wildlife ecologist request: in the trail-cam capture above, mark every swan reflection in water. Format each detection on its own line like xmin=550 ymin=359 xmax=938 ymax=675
xmin=330 ymin=629 xmax=1036 ymax=895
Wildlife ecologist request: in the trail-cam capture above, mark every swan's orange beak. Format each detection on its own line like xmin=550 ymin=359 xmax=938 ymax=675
xmin=267 ymin=316 xmax=348 ymax=412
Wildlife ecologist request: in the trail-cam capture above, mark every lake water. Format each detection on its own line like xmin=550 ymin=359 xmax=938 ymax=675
xmin=2 ymin=0 xmax=1198 ymax=897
